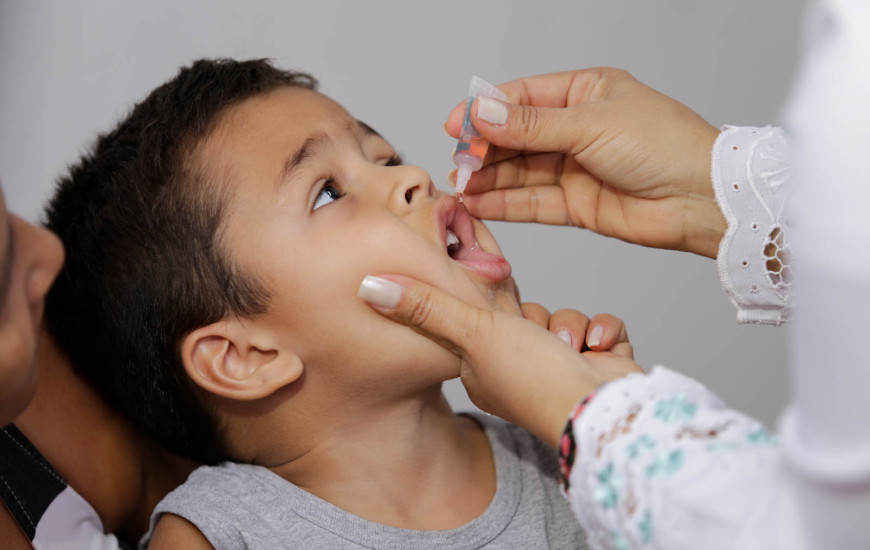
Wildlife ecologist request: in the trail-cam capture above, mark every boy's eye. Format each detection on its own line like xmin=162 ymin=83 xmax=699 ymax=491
xmin=312 ymin=179 xmax=343 ymax=211
xmin=385 ymin=154 xmax=403 ymax=167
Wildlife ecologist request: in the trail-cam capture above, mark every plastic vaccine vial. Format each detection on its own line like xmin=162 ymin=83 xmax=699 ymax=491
xmin=453 ymin=76 xmax=508 ymax=197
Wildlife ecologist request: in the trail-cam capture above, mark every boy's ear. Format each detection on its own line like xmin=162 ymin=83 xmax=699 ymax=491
xmin=181 ymin=318 xmax=303 ymax=401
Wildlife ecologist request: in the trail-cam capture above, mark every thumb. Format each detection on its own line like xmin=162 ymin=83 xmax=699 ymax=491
xmin=473 ymin=96 xmax=591 ymax=155
xmin=357 ymin=275 xmax=492 ymax=356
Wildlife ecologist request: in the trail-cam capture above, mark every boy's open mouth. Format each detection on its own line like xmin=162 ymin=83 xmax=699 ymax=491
xmin=435 ymin=196 xmax=512 ymax=282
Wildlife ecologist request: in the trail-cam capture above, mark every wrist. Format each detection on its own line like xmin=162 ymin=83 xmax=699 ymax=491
xmin=684 ymin=125 xmax=725 ymax=258
xmin=684 ymin=195 xmax=727 ymax=258
xmin=536 ymin=368 xmax=597 ymax=449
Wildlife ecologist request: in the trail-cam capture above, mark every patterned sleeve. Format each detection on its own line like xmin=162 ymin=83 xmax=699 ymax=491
xmin=711 ymin=125 xmax=793 ymax=325
xmin=562 ymin=368 xmax=781 ymax=550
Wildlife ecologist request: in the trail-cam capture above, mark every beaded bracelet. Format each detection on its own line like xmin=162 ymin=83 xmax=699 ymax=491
xmin=558 ymin=391 xmax=596 ymax=492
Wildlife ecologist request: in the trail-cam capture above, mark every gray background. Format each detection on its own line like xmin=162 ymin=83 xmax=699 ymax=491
xmin=0 ymin=0 xmax=805 ymax=427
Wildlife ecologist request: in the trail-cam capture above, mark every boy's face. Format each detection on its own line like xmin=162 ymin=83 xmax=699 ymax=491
xmin=198 ymin=88 xmax=520 ymax=391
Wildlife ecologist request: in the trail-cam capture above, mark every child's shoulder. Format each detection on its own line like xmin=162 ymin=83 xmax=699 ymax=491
xmin=145 ymin=462 xmax=278 ymax=547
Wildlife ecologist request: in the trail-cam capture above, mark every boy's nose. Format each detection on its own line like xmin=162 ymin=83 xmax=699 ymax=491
xmin=387 ymin=165 xmax=434 ymax=214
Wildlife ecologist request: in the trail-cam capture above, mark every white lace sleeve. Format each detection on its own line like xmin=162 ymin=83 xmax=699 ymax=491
xmin=566 ymin=368 xmax=781 ymax=550
xmin=711 ymin=125 xmax=793 ymax=325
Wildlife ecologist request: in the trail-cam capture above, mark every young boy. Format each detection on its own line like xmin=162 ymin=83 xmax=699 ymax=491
xmin=44 ymin=58 xmax=589 ymax=549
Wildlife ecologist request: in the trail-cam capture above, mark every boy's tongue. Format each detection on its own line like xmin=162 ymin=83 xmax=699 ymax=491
xmin=453 ymin=246 xmax=512 ymax=282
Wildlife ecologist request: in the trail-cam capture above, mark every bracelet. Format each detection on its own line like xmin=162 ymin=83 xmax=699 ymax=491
xmin=558 ymin=391 xmax=596 ymax=492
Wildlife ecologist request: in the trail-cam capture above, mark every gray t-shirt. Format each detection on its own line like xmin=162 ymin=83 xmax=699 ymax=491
xmin=144 ymin=414 xmax=588 ymax=549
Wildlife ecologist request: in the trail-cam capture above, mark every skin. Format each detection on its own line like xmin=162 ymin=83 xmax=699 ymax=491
xmin=151 ymin=87 xmax=637 ymax=548
xmin=0 ymin=189 xmax=64 ymax=425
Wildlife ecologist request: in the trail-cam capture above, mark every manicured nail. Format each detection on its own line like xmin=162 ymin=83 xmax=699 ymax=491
xmin=477 ymin=96 xmax=508 ymax=125
xmin=587 ymin=325 xmax=604 ymax=348
xmin=358 ymin=276 xmax=402 ymax=308
xmin=556 ymin=329 xmax=574 ymax=348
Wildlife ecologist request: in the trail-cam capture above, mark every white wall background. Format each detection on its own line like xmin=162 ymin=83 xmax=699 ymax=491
xmin=0 ymin=0 xmax=806 ymax=426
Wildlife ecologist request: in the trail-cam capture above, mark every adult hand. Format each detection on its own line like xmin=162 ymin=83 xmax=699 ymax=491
xmin=445 ymin=68 xmax=726 ymax=258
xmin=519 ymin=302 xmax=633 ymax=357
xmin=359 ymin=276 xmax=643 ymax=448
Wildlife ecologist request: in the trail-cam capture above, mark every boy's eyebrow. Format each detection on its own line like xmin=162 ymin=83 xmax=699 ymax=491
xmin=355 ymin=120 xmax=383 ymax=139
xmin=278 ymin=120 xmax=386 ymax=187
xmin=279 ymin=131 xmax=332 ymax=186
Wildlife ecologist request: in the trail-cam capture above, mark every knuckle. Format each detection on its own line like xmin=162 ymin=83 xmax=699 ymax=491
xmin=597 ymin=313 xmax=621 ymax=326
xmin=407 ymin=288 xmax=437 ymax=328
xmin=521 ymin=302 xmax=549 ymax=324
xmin=556 ymin=308 xmax=588 ymax=324
xmin=527 ymin=187 xmax=538 ymax=222
xmin=516 ymin=105 xmax=544 ymax=143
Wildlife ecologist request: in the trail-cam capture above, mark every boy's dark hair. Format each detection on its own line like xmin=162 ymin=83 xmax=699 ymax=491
xmin=43 ymin=58 xmax=317 ymax=464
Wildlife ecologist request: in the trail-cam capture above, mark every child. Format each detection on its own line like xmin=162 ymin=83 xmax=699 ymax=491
xmin=43 ymin=58 xmax=596 ymax=549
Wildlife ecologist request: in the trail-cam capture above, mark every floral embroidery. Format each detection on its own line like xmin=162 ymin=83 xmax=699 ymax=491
xmin=654 ymin=393 xmax=697 ymax=423
xmin=595 ymin=462 xmax=624 ymax=509
xmin=611 ymin=530 xmax=629 ymax=550
xmin=639 ymin=510 xmax=653 ymax=544
xmin=625 ymin=435 xmax=656 ymax=459
xmin=747 ymin=428 xmax=779 ymax=445
xmin=645 ymin=449 xmax=685 ymax=478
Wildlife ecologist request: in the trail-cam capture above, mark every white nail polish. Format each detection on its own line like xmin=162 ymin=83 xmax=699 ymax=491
xmin=358 ymin=276 xmax=402 ymax=308
xmin=556 ymin=329 xmax=574 ymax=348
xmin=477 ymin=96 xmax=508 ymax=125
xmin=587 ymin=325 xmax=604 ymax=348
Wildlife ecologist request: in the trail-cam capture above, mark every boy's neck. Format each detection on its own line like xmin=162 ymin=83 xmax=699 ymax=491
xmin=251 ymin=388 xmax=496 ymax=530
xmin=13 ymin=332 xmax=195 ymax=541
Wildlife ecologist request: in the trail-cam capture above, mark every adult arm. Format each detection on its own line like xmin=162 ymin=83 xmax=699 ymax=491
xmin=445 ymin=70 xmax=794 ymax=324
xmin=358 ymin=275 xmax=642 ymax=447
xmin=0 ymin=505 xmax=32 ymax=550
xmin=444 ymin=68 xmax=725 ymax=258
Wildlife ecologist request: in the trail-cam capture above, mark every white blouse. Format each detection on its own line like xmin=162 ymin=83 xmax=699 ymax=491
xmin=565 ymin=2 xmax=870 ymax=548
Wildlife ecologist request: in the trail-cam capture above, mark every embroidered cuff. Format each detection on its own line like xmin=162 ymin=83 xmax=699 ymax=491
xmin=711 ymin=125 xmax=794 ymax=325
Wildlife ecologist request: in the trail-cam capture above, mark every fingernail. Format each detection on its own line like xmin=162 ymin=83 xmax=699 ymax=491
xmin=358 ymin=276 xmax=402 ymax=308
xmin=587 ymin=325 xmax=604 ymax=348
xmin=477 ymin=96 xmax=508 ymax=125
xmin=556 ymin=329 xmax=574 ymax=348
xmin=443 ymin=121 xmax=451 ymax=137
